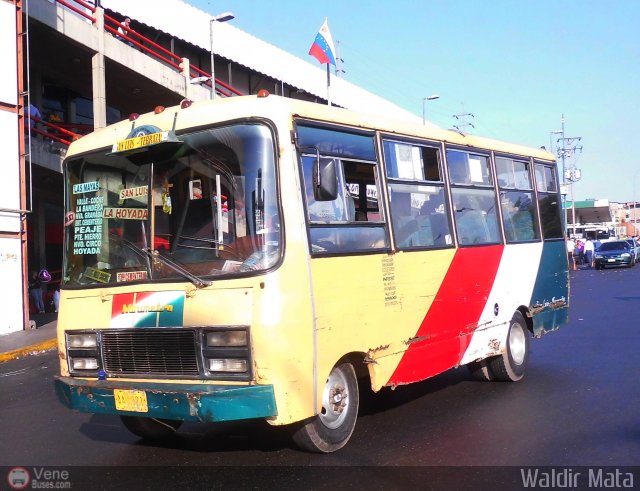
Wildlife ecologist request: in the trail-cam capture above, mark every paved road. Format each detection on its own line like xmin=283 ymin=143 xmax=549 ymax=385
xmin=1 ymin=266 xmax=639 ymax=488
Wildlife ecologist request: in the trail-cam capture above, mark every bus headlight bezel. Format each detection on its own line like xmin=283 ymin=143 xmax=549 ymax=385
xmin=202 ymin=327 xmax=251 ymax=380
xmin=66 ymin=330 xmax=102 ymax=376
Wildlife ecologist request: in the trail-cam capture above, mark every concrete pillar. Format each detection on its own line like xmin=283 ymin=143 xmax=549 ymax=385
xmin=92 ymin=7 xmax=107 ymax=129
xmin=181 ymin=57 xmax=190 ymax=100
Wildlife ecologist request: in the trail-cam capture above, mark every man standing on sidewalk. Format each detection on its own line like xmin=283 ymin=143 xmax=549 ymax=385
xmin=28 ymin=271 xmax=45 ymax=313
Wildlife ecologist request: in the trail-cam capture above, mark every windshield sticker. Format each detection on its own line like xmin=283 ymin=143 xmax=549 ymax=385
xmin=103 ymin=207 xmax=148 ymax=220
xmin=112 ymin=126 xmax=167 ymax=153
xmin=84 ymin=267 xmax=111 ymax=283
xmin=119 ymin=185 xmax=149 ymax=201
xmin=73 ymin=181 xmax=100 ymax=194
xmin=189 ymin=179 xmax=203 ymax=200
xmin=64 ymin=211 xmax=76 ymax=227
xmin=117 ymin=271 xmax=148 ymax=282
xmin=111 ymin=291 xmax=185 ymax=328
xmin=73 ymin=197 xmax=104 ymax=255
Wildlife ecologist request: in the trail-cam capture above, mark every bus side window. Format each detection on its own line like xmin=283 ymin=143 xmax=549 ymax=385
xmin=301 ymin=153 xmax=388 ymax=254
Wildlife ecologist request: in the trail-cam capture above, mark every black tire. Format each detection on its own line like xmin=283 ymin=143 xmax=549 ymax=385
xmin=291 ymin=362 xmax=359 ymax=453
xmin=467 ymin=358 xmax=495 ymax=381
xmin=489 ymin=311 xmax=529 ymax=382
xmin=120 ymin=416 xmax=182 ymax=439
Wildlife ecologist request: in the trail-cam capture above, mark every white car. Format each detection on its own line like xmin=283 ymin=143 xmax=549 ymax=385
xmin=624 ymin=238 xmax=640 ymax=263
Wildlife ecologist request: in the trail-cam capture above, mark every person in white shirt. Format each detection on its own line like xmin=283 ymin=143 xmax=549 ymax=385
xmin=566 ymin=237 xmax=575 ymax=269
xmin=584 ymin=239 xmax=595 ymax=268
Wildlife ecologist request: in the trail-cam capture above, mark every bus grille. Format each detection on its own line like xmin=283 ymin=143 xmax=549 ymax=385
xmin=101 ymin=329 xmax=200 ymax=377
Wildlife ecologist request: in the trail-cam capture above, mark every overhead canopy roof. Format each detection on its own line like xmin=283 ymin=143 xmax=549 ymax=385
xmin=102 ymin=0 xmax=427 ymax=125
xmin=563 ymin=199 xmax=612 ymax=224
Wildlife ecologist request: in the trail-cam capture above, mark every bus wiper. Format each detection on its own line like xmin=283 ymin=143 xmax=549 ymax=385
xmin=146 ymin=249 xmax=213 ymax=288
xmin=113 ymin=234 xmax=211 ymax=288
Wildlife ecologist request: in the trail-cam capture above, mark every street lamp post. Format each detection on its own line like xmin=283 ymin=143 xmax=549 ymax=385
xmin=209 ymin=12 xmax=235 ymax=100
xmin=422 ymin=95 xmax=440 ymax=125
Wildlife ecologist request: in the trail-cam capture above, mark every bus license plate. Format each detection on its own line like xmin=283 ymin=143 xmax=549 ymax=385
xmin=114 ymin=389 xmax=148 ymax=413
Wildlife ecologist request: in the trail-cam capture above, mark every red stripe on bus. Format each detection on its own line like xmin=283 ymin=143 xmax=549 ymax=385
xmin=388 ymin=245 xmax=504 ymax=385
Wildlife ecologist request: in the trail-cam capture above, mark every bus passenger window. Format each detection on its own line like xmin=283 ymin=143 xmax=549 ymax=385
xmin=452 ymin=189 xmax=500 ymax=246
xmin=300 ymin=146 xmax=387 ymax=254
xmin=496 ymin=157 xmax=539 ymax=243
xmin=388 ymin=184 xmax=452 ymax=248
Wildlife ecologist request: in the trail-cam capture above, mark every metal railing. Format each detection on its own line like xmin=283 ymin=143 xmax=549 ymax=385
xmin=27 ymin=116 xmax=82 ymax=146
xmin=51 ymin=0 xmax=243 ymax=97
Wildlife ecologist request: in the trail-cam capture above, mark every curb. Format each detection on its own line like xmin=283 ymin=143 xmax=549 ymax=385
xmin=0 ymin=338 xmax=57 ymax=363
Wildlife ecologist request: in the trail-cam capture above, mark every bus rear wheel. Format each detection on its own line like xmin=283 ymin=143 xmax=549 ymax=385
xmin=120 ymin=416 xmax=182 ymax=439
xmin=467 ymin=358 xmax=495 ymax=381
xmin=489 ymin=311 xmax=529 ymax=382
xmin=292 ymin=362 xmax=359 ymax=453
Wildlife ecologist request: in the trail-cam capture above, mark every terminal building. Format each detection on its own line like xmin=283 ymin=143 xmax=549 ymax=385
xmin=1 ymin=0 xmax=423 ymax=334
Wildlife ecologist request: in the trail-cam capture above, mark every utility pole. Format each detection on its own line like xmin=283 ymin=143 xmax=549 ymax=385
xmin=453 ymin=105 xmax=475 ymax=132
xmin=556 ymin=114 xmax=583 ymax=238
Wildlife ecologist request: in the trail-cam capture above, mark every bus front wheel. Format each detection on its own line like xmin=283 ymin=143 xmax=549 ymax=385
xmin=292 ymin=362 xmax=359 ymax=453
xmin=120 ymin=416 xmax=182 ymax=439
xmin=489 ymin=311 xmax=529 ymax=382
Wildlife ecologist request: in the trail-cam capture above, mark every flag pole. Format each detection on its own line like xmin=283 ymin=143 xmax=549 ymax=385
xmin=326 ymin=63 xmax=331 ymax=106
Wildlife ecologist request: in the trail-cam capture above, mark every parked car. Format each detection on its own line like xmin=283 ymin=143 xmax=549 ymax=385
xmin=594 ymin=240 xmax=635 ymax=269
xmin=624 ymin=238 xmax=640 ymax=263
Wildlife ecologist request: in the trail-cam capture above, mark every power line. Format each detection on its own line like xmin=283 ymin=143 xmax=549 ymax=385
xmin=452 ymin=106 xmax=475 ymax=132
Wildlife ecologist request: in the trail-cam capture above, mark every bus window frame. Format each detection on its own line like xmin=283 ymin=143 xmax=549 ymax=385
xmin=494 ymin=153 xmax=541 ymax=244
xmin=532 ymin=160 xmax=565 ymax=241
xmin=380 ymin=136 xmax=455 ymax=251
xmin=445 ymin=146 xmax=502 ymax=247
xmin=294 ymin=120 xmax=390 ymax=257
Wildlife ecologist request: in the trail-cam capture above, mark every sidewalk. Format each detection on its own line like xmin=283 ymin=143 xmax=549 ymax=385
xmin=0 ymin=314 xmax=58 ymax=363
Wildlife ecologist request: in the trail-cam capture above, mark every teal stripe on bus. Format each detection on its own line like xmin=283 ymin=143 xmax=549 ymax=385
xmin=529 ymin=240 xmax=570 ymax=336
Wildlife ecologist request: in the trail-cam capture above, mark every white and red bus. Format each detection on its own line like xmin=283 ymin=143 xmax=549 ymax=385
xmin=55 ymin=93 xmax=569 ymax=452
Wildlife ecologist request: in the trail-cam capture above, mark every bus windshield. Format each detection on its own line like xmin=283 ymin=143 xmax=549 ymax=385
xmin=62 ymin=123 xmax=280 ymax=287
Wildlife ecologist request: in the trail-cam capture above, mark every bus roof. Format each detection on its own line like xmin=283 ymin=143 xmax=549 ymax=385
xmin=66 ymin=94 xmax=555 ymax=162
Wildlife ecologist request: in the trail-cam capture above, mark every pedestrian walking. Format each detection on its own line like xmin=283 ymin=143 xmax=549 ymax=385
xmin=575 ymin=240 xmax=585 ymax=265
xmin=584 ymin=238 xmax=595 ymax=268
xmin=566 ymin=236 xmax=575 ymax=270
xmin=28 ymin=271 xmax=45 ymax=313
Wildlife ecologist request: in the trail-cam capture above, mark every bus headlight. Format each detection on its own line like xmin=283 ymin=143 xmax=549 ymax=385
xmin=208 ymin=358 xmax=248 ymax=372
xmin=202 ymin=327 xmax=251 ymax=379
xmin=68 ymin=333 xmax=98 ymax=348
xmin=71 ymin=357 xmax=99 ymax=370
xmin=66 ymin=330 xmax=101 ymax=376
xmin=206 ymin=330 xmax=247 ymax=347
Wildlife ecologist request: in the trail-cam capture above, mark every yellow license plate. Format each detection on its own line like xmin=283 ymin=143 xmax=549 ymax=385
xmin=114 ymin=389 xmax=148 ymax=413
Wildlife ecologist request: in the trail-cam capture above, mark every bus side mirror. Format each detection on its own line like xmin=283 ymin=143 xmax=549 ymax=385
xmin=313 ymin=158 xmax=338 ymax=201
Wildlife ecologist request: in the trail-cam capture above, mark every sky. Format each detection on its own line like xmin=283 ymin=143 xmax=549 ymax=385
xmin=192 ymin=0 xmax=640 ymax=203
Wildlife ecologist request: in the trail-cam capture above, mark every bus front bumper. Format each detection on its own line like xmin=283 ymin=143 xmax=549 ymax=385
xmin=54 ymin=376 xmax=277 ymax=422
